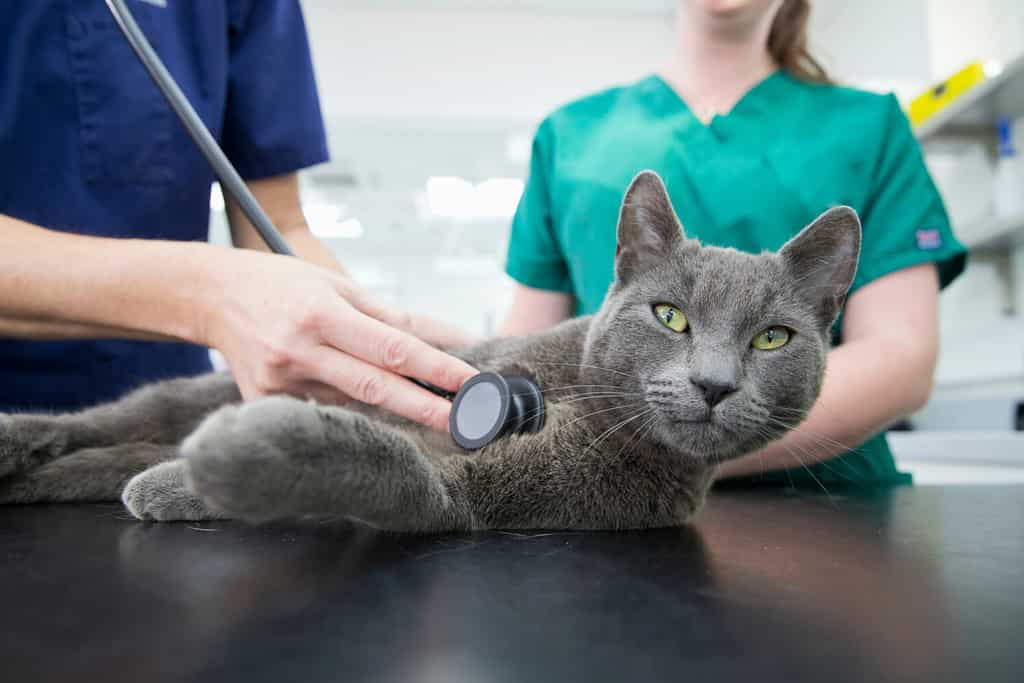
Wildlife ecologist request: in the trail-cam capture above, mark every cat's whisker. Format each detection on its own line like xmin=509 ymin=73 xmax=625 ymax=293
xmin=509 ymin=392 xmax=643 ymax=427
xmin=758 ymin=405 xmax=811 ymax=417
xmin=769 ymin=401 xmax=848 ymax=425
xmin=510 ymin=391 xmax=643 ymax=423
xmin=511 ymin=392 xmax=643 ymax=428
xmin=779 ymin=443 xmax=837 ymax=505
xmin=557 ymin=402 xmax=647 ymax=432
xmin=633 ymin=414 xmax=661 ymax=456
xmin=741 ymin=408 xmax=844 ymax=450
xmin=532 ymin=361 xmax=635 ymax=378
xmin=744 ymin=423 xmax=817 ymax=492
xmin=615 ymin=413 xmax=659 ymax=460
xmin=548 ymin=392 xmax=644 ymax=405
xmin=759 ymin=415 xmax=863 ymax=455
xmin=737 ymin=413 xmax=856 ymax=479
xmin=746 ymin=423 xmax=856 ymax=486
xmin=583 ymin=408 xmax=655 ymax=455
xmin=536 ymin=383 xmax=631 ymax=393
xmin=560 ymin=390 xmax=642 ymax=398
xmin=778 ymin=439 xmax=861 ymax=483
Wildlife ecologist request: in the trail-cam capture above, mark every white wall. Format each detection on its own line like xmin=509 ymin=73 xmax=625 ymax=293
xmin=927 ymin=0 xmax=1024 ymax=78
xmin=303 ymin=0 xmax=937 ymax=126
xmin=304 ymin=3 xmax=673 ymax=126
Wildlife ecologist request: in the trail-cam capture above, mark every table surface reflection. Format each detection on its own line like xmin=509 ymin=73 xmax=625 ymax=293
xmin=1 ymin=486 xmax=1021 ymax=683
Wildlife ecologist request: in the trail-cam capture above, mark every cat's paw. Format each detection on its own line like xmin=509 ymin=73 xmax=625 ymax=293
xmin=122 ymin=460 xmax=223 ymax=522
xmin=181 ymin=396 xmax=325 ymax=522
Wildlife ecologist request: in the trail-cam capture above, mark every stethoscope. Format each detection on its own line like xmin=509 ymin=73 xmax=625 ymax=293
xmin=104 ymin=0 xmax=544 ymax=450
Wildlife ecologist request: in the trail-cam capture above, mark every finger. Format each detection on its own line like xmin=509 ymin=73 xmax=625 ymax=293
xmin=339 ymin=283 xmax=478 ymax=348
xmin=305 ymin=346 xmax=454 ymax=431
xmin=235 ymin=377 xmax=259 ymax=402
xmin=403 ymin=314 xmax=480 ymax=350
xmin=231 ymin=372 xmax=348 ymax=406
xmin=287 ymin=380 xmax=353 ymax=406
xmin=321 ymin=308 xmax=478 ymax=394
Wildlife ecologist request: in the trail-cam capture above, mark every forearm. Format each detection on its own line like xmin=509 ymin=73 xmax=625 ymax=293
xmin=499 ymin=284 xmax=574 ymax=336
xmin=0 ymin=214 xmax=218 ymax=343
xmin=281 ymin=227 xmax=345 ymax=273
xmin=0 ymin=315 xmax=173 ymax=341
xmin=225 ymin=173 xmax=347 ymax=275
xmin=716 ymin=337 xmax=933 ymax=480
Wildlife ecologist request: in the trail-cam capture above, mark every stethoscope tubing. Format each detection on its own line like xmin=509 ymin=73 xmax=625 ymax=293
xmin=104 ymin=0 xmax=546 ymax=449
xmin=105 ymin=0 xmax=295 ymax=257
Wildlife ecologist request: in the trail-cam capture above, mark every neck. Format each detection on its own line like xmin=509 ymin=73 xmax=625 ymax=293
xmin=661 ymin=8 xmax=778 ymax=119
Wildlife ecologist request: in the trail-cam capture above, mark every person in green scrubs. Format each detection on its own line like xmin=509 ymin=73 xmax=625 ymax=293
xmin=501 ymin=0 xmax=966 ymax=487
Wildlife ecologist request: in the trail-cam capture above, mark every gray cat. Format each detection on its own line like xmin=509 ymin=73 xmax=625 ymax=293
xmin=0 ymin=172 xmax=860 ymax=532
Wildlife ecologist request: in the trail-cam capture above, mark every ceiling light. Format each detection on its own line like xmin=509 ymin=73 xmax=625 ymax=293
xmin=422 ymin=176 xmax=524 ymax=221
xmin=209 ymin=184 xmax=225 ymax=212
xmin=310 ymin=216 xmax=364 ymax=239
xmin=474 ymin=178 xmax=524 ymax=219
xmin=303 ymin=202 xmax=344 ymax=226
xmin=425 ymin=176 xmax=476 ymax=219
xmin=983 ymin=60 xmax=1004 ymax=78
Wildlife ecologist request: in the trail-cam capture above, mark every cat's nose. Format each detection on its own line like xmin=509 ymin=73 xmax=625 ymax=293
xmin=690 ymin=379 xmax=737 ymax=407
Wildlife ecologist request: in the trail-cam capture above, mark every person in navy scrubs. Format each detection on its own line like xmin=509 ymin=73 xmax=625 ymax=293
xmin=0 ymin=1 xmax=474 ymax=429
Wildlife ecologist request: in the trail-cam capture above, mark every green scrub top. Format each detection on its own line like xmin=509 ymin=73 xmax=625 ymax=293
xmin=505 ymin=71 xmax=966 ymax=488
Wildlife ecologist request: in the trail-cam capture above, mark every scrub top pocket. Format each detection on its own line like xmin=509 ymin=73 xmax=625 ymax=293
xmin=65 ymin=3 xmax=172 ymax=187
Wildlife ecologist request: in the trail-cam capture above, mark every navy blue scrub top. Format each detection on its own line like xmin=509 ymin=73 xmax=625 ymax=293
xmin=0 ymin=1 xmax=329 ymax=413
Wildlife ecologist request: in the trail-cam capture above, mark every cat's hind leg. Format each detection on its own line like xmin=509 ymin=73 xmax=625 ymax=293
xmin=182 ymin=396 xmax=472 ymax=531
xmin=0 ymin=373 xmax=240 ymax=479
xmin=0 ymin=442 xmax=176 ymax=503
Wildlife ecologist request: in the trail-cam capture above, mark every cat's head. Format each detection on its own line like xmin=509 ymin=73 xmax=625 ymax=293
xmin=584 ymin=171 xmax=861 ymax=462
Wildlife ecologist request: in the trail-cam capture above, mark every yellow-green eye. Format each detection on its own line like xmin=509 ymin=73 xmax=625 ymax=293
xmin=653 ymin=304 xmax=688 ymax=333
xmin=752 ymin=326 xmax=791 ymax=350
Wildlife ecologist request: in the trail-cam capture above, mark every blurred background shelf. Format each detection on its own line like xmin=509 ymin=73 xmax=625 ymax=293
xmin=916 ymin=52 xmax=1024 ymax=141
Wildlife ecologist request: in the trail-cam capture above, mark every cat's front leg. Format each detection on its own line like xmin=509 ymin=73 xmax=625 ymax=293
xmin=181 ymin=397 xmax=473 ymax=532
xmin=122 ymin=460 xmax=225 ymax=522
xmin=455 ymin=410 xmax=715 ymax=531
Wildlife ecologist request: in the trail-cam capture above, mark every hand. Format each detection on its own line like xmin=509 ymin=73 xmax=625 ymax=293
xmin=196 ymin=248 xmax=478 ymax=431
xmin=353 ymin=299 xmax=480 ymax=351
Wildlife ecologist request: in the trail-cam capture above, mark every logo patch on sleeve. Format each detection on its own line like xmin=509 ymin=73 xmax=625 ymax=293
xmin=915 ymin=228 xmax=943 ymax=251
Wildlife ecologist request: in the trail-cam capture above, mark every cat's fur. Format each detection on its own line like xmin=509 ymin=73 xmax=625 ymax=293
xmin=0 ymin=172 xmax=860 ymax=531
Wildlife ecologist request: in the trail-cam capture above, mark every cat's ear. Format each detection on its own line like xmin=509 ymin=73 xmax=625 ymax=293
xmin=779 ymin=206 xmax=862 ymax=324
xmin=615 ymin=171 xmax=685 ymax=282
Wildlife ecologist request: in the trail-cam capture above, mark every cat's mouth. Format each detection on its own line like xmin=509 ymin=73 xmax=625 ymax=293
xmin=675 ymin=416 xmax=712 ymax=425
xmin=645 ymin=397 xmax=715 ymax=426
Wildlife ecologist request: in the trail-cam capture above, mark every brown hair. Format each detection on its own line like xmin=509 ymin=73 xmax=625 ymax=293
xmin=767 ymin=0 xmax=831 ymax=83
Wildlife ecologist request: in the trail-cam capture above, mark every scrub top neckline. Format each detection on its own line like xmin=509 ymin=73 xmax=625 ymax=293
xmin=646 ymin=70 xmax=786 ymax=127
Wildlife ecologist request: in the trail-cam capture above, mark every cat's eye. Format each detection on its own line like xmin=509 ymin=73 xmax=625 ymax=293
xmin=752 ymin=326 xmax=791 ymax=350
xmin=653 ymin=304 xmax=688 ymax=333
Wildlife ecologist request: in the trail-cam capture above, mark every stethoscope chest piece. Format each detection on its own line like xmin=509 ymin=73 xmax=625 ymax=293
xmin=449 ymin=372 xmax=545 ymax=450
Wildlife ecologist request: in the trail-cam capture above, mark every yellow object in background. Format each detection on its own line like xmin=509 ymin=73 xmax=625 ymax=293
xmin=909 ymin=61 xmax=988 ymax=127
